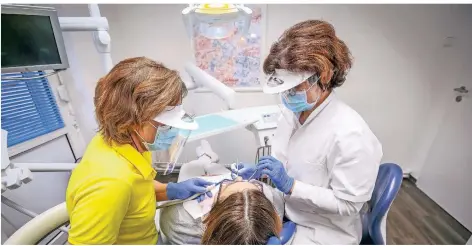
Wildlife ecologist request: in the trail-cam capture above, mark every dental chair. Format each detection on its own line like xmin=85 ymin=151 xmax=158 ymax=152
xmin=4 ymin=203 xmax=69 ymax=245
xmin=4 ymin=140 xmax=295 ymax=245
xmin=360 ymin=163 xmax=403 ymax=245
xmin=5 ymin=206 xmax=295 ymax=245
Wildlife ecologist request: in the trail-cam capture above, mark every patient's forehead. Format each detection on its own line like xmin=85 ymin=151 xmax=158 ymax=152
xmin=220 ymin=181 xmax=259 ymax=199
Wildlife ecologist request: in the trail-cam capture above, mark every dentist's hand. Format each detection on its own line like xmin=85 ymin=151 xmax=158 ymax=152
xmin=166 ymin=178 xmax=213 ymax=200
xmin=267 ymin=221 xmax=297 ymax=245
xmin=231 ymin=162 xmax=262 ymax=180
xmin=258 ymin=156 xmax=294 ymax=195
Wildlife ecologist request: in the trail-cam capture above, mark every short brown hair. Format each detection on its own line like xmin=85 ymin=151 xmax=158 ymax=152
xmin=263 ymin=20 xmax=353 ymax=90
xmin=94 ymin=57 xmax=187 ymax=145
xmin=201 ymin=189 xmax=281 ymax=245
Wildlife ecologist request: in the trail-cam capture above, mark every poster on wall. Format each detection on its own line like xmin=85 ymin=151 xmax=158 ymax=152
xmin=191 ymin=5 xmax=265 ymax=91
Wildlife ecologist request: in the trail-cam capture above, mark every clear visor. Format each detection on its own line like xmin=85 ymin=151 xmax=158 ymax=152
xmin=280 ymin=89 xmax=293 ymax=102
xmin=263 ymin=69 xmax=316 ymax=94
xmin=149 ymin=114 xmax=195 ymax=176
xmin=279 ymin=74 xmax=320 ymax=100
xmin=266 ymin=73 xmax=286 ymax=87
xmin=276 ymin=96 xmax=294 ymax=123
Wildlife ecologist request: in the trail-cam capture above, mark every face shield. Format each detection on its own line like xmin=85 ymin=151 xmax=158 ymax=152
xmin=140 ymin=105 xmax=198 ymax=176
xmin=263 ymin=69 xmax=315 ymax=95
xmin=263 ymin=69 xmax=317 ymax=116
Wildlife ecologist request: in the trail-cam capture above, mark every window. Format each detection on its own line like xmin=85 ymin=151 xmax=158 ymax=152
xmin=1 ymin=71 xmax=65 ymax=147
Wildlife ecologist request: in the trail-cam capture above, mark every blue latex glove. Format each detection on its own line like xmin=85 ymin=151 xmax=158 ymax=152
xmin=267 ymin=221 xmax=297 ymax=245
xmin=166 ymin=178 xmax=214 ymax=201
xmin=258 ymin=156 xmax=294 ymax=195
xmin=196 ymin=191 xmax=213 ymax=203
xmin=267 ymin=236 xmax=281 ymax=245
xmin=231 ymin=162 xmax=262 ymax=180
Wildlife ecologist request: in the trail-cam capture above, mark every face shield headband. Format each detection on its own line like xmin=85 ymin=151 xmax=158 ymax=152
xmin=139 ymin=105 xmax=198 ymax=175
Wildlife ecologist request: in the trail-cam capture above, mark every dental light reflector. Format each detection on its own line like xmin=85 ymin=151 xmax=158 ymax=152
xmin=182 ymin=4 xmax=252 ymax=40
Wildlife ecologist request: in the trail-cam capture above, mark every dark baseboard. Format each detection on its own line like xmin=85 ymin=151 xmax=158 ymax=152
xmin=402 ymin=173 xmax=417 ymax=184
xmin=408 ymin=175 xmax=417 ymax=184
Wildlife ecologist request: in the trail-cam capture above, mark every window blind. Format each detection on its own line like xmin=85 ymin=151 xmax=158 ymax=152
xmin=1 ymin=71 xmax=65 ymax=147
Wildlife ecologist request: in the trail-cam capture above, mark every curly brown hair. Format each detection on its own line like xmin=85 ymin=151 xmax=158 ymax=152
xmin=94 ymin=57 xmax=187 ymax=145
xmin=263 ymin=20 xmax=353 ymax=90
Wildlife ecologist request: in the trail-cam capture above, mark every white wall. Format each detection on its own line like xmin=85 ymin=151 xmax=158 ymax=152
xmin=414 ymin=5 xmax=472 ymax=230
xmin=52 ymin=4 xmax=103 ymax=146
xmin=411 ymin=5 xmax=472 ymax=178
xmin=54 ymin=4 xmax=467 ymax=173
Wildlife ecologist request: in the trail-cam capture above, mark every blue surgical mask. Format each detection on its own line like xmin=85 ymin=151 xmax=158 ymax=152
xmin=137 ymin=123 xmax=179 ymax=151
xmin=281 ymin=83 xmax=319 ymax=113
xmin=281 ymin=91 xmax=315 ymax=113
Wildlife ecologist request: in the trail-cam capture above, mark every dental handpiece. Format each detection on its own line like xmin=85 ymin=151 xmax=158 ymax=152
xmin=155 ymin=178 xmax=235 ymax=209
xmin=171 ymin=162 xmax=236 ymax=169
xmin=223 ymin=163 xmax=234 ymax=170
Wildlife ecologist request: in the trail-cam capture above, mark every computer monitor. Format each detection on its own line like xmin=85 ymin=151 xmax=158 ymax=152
xmin=1 ymin=5 xmax=69 ymax=73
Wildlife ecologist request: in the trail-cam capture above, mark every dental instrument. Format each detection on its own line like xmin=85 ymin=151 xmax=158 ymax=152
xmin=248 ymin=169 xmax=259 ymax=181
xmin=156 ymin=178 xmax=233 ymax=209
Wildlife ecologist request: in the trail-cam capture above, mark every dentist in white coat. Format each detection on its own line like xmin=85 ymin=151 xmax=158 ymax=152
xmin=235 ymin=20 xmax=383 ymax=244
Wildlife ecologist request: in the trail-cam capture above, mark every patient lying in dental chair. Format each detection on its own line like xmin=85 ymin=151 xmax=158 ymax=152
xmin=159 ymin=160 xmax=285 ymax=245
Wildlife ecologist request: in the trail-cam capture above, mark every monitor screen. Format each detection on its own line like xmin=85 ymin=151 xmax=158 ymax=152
xmin=1 ymin=13 xmax=62 ymax=69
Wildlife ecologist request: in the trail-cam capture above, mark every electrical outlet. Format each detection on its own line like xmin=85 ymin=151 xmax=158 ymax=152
xmin=443 ymin=36 xmax=456 ymax=47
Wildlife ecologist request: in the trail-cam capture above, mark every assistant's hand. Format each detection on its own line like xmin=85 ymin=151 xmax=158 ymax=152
xmin=231 ymin=162 xmax=262 ymax=180
xmin=166 ymin=178 xmax=214 ymax=200
xmin=258 ymin=156 xmax=294 ymax=195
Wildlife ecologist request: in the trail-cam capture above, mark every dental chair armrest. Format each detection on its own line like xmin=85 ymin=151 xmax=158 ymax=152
xmin=267 ymin=221 xmax=296 ymax=245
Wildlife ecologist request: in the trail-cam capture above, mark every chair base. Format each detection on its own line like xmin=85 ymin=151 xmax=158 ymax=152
xmin=360 ymin=236 xmax=374 ymax=245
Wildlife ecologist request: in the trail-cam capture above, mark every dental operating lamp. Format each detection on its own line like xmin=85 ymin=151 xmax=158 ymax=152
xmin=181 ymin=4 xmax=253 ymax=109
xmin=182 ymin=4 xmax=252 ymax=40
xmin=184 ymin=62 xmax=237 ymax=109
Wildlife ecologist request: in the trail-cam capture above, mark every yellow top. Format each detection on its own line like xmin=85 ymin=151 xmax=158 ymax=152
xmin=66 ymin=134 xmax=158 ymax=245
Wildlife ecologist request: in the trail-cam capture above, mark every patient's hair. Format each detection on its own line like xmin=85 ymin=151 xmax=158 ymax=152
xmin=201 ymin=189 xmax=281 ymax=245
xmin=94 ymin=57 xmax=187 ymax=145
xmin=263 ymin=20 xmax=353 ymax=90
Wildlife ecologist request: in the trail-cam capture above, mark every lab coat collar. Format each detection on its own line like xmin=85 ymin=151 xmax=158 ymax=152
xmin=297 ymin=91 xmax=336 ymax=127
xmin=112 ymin=142 xmax=156 ymax=180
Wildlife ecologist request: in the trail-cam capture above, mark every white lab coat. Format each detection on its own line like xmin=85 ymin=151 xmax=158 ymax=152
xmin=272 ymin=92 xmax=383 ymax=245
